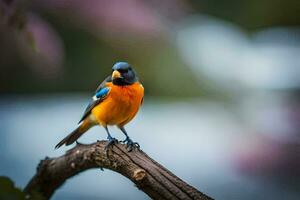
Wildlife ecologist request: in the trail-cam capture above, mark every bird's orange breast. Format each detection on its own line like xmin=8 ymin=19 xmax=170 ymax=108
xmin=91 ymin=82 xmax=144 ymax=127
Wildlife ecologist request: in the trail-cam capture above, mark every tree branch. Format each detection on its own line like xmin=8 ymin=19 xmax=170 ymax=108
xmin=24 ymin=141 xmax=213 ymax=200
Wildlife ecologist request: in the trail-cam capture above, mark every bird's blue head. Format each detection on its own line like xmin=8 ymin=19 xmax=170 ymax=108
xmin=111 ymin=62 xmax=137 ymax=86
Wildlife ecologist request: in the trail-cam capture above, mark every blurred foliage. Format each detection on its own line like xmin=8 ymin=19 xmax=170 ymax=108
xmin=0 ymin=0 xmax=299 ymax=97
xmin=190 ymin=0 xmax=300 ymax=30
xmin=0 ymin=176 xmax=45 ymax=200
xmin=0 ymin=176 xmax=25 ymax=200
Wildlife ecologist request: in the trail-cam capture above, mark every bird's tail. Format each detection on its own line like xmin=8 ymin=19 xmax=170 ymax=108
xmin=55 ymin=120 xmax=91 ymax=149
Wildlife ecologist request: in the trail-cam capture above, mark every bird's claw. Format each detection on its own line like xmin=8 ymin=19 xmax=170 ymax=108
xmin=105 ymin=137 xmax=118 ymax=151
xmin=122 ymin=137 xmax=140 ymax=151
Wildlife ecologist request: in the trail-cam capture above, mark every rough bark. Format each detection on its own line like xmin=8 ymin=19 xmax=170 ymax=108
xmin=24 ymin=141 xmax=213 ymax=200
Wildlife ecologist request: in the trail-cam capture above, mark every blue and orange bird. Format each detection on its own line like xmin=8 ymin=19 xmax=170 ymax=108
xmin=55 ymin=62 xmax=144 ymax=151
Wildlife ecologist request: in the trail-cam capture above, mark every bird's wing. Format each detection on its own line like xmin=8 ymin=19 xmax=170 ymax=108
xmin=95 ymin=75 xmax=112 ymax=93
xmin=78 ymin=76 xmax=112 ymax=124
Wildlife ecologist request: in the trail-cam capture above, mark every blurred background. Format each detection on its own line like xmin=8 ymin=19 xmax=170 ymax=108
xmin=1 ymin=0 xmax=300 ymax=199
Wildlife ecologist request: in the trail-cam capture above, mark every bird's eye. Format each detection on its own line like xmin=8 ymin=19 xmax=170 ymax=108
xmin=119 ymin=69 xmax=128 ymax=73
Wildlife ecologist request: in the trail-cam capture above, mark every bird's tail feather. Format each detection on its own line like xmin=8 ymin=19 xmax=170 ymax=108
xmin=55 ymin=120 xmax=91 ymax=149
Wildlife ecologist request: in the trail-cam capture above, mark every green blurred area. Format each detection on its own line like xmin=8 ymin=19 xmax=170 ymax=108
xmin=0 ymin=176 xmax=25 ymax=200
xmin=0 ymin=0 xmax=299 ymax=97
xmin=190 ymin=0 xmax=300 ymax=30
xmin=0 ymin=176 xmax=45 ymax=200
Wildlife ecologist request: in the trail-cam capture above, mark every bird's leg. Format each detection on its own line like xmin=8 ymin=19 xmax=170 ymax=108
xmin=104 ymin=126 xmax=118 ymax=151
xmin=119 ymin=126 xmax=140 ymax=151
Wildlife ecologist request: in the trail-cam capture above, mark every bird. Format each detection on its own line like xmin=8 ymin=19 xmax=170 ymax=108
xmin=55 ymin=62 xmax=144 ymax=151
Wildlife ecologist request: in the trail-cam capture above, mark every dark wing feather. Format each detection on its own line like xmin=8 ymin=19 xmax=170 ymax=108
xmin=95 ymin=75 xmax=112 ymax=93
xmin=78 ymin=76 xmax=112 ymax=124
